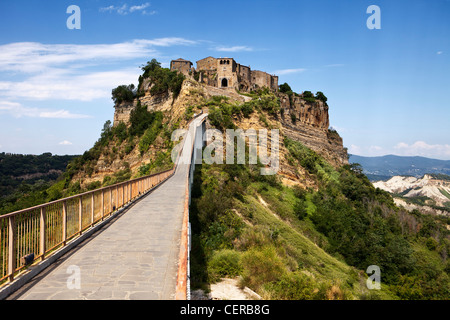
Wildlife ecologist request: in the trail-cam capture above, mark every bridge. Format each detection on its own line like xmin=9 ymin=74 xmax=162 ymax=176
xmin=0 ymin=114 xmax=207 ymax=300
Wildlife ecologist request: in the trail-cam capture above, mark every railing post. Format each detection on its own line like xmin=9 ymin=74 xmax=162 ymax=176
xmin=91 ymin=193 xmax=94 ymax=226
xmin=62 ymin=200 xmax=67 ymax=245
xmin=79 ymin=197 xmax=83 ymax=235
xmin=101 ymin=190 xmax=105 ymax=220
xmin=122 ymin=184 xmax=125 ymax=207
xmin=8 ymin=215 xmax=16 ymax=282
xmin=115 ymin=185 xmax=119 ymax=210
xmin=109 ymin=187 xmax=112 ymax=215
xmin=40 ymin=207 xmax=46 ymax=261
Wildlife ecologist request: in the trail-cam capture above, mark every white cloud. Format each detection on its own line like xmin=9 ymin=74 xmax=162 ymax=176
xmin=100 ymin=3 xmax=156 ymax=15
xmin=59 ymin=140 xmax=73 ymax=145
xmin=0 ymin=101 xmax=91 ymax=119
xmin=273 ymin=68 xmax=307 ymax=75
xmin=349 ymin=141 xmax=450 ymax=159
xmin=437 ymin=51 xmax=443 ymax=55
xmin=348 ymin=144 xmax=385 ymax=157
xmin=349 ymin=144 xmax=362 ymax=155
xmin=0 ymin=38 xmax=197 ymax=101
xmin=213 ymin=45 xmax=253 ymax=52
xmin=0 ymin=68 xmax=139 ymax=101
xmin=0 ymin=39 xmax=196 ymax=74
xmin=369 ymin=145 xmax=383 ymax=152
xmin=394 ymin=141 xmax=450 ymax=159
xmin=39 ymin=110 xmax=91 ymax=119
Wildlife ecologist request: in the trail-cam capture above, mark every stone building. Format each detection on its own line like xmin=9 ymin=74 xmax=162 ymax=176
xmin=170 ymin=58 xmax=194 ymax=77
xmin=170 ymin=56 xmax=278 ymax=92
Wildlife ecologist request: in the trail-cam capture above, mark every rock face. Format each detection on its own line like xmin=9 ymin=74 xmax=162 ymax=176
xmin=113 ymin=100 xmax=137 ymax=125
xmin=277 ymin=92 xmax=348 ymax=167
xmin=278 ymin=92 xmax=329 ymax=129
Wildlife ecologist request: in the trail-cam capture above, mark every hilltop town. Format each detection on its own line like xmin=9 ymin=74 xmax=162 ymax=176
xmin=170 ymin=57 xmax=279 ymax=93
xmin=113 ymin=57 xmax=348 ymax=173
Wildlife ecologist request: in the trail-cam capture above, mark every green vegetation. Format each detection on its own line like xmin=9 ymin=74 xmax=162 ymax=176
xmin=138 ymin=58 xmax=185 ymax=99
xmin=189 ymin=130 xmax=449 ymax=299
xmin=200 ymin=90 xmax=281 ymax=130
xmin=111 ymin=84 xmax=136 ymax=104
xmin=302 ymin=91 xmax=316 ymax=103
xmin=0 ymin=153 xmax=78 ymax=215
xmin=279 ymin=82 xmax=328 ymax=106
xmin=315 ymin=91 xmax=328 ymax=104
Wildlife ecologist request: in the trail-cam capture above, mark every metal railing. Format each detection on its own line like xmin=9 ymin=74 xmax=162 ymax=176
xmin=175 ymin=114 xmax=207 ymax=300
xmin=0 ymin=168 xmax=174 ymax=284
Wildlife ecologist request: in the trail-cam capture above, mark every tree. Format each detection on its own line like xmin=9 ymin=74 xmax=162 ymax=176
xmin=302 ymin=91 xmax=314 ymax=98
xmin=141 ymin=59 xmax=162 ymax=78
xmin=315 ymin=91 xmax=328 ymax=104
xmin=111 ymin=84 xmax=136 ymax=104
xmin=279 ymin=82 xmax=292 ymax=94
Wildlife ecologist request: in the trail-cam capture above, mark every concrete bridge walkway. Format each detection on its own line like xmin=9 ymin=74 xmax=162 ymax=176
xmin=10 ymin=115 xmax=206 ymax=300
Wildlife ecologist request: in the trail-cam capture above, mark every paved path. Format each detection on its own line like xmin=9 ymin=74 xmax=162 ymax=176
xmin=13 ymin=115 xmax=206 ymax=300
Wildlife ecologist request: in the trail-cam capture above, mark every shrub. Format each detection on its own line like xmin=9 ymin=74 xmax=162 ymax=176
xmin=86 ymin=181 xmax=101 ymax=191
xmin=290 ymin=113 xmax=297 ymax=124
xmin=184 ymin=106 xmax=195 ymax=120
xmin=294 ymin=199 xmax=308 ymax=220
xmin=266 ymin=272 xmax=319 ymax=300
xmin=138 ymin=112 xmax=163 ymax=155
xmin=241 ymin=102 xmax=254 ymax=118
xmin=128 ymin=103 xmax=158 ymax=137
xmin=113 ymin=121 xmax=128 ymax=143
xmin=207 ymin=249 xmax=242 ymax=282
xmin=208 ymin=106 xmax=235 ymax=130
xmin=240 ymin=246 xmax=286 ymax=291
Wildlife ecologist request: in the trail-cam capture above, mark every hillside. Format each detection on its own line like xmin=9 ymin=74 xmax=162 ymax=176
xmin=0 ymin=152 xmax=78 ymax=214
xmin=349 ymin=154 xmax=450 ymax=181
xmin=189 ymin=136 xmax=450 ymax=300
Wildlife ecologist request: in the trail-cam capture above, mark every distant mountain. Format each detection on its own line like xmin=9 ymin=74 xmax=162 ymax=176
xmin=373 ymin=174 xmax=450 ymax=216
xmin=349 ymin=154 xmax=450 ymax=181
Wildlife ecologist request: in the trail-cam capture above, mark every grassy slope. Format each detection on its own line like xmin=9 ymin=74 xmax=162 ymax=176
xmin=189 ymin=91 xmax=449 ymax=300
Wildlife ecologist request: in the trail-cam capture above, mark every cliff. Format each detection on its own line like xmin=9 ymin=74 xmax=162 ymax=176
xmin=277 ymin=92 xmax=348 ymax=168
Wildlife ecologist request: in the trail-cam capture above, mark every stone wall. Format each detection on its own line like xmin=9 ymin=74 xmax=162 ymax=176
xmin=196 ymin=56 xmax=217 ymax=71
xmin=170 ymin=59 xmax=193 ymax=77
xmin=193 ymin=56 xmax=278 ymax=93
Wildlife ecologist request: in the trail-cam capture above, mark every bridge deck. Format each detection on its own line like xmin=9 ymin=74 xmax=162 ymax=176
xmin=11 ymin=115 xmax=205 ymax=300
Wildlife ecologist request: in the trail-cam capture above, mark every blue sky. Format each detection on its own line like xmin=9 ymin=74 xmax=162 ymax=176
xmin=0 ymin=0 xmax=449 ymax=159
